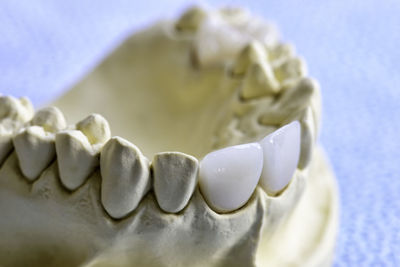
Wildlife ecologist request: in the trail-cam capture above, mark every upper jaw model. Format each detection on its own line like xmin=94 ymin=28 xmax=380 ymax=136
xmin=0 ymin=6 xmax=338 ymax=267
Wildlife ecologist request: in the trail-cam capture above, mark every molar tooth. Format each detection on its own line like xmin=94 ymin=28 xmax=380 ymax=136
xmin=31 ymin=107 xmax=67 ymax=132
xmin=231 ymin=41 xmax=267 ymax=76
xmin=259 ymin=121 xmax=301 ymax=195
xmin=0 ymin=95 xmax=33 ymax=122
xmin=273 ymin=57 xmax=307 ymax=84
xmin=153 ymin=152 xmax=199 ymax=213
xmin=55 ymin=130 xmax=99 ymax=190
xmin=100 ymin=137 xmax=150 ymax=219
xmin=199 ymin=143 xmax=263 ymax=213
xmin=240 ymin=61 xmax=280 ymax=99
xmin=12 ymin=126 xmax=55 ymax=181
xmin=269 ymin=43 xmax=295 ymax=63
xmin=76 ymin=114 xmax=111 ymax=146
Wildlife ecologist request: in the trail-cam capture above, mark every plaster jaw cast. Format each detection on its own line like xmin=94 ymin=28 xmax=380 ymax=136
xmin=0 ymin=6 xmax=338 ymax=267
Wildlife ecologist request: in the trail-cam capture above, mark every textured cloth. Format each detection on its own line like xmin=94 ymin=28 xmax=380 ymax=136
xmin=1 ymin=1 xmax=400 ymax=266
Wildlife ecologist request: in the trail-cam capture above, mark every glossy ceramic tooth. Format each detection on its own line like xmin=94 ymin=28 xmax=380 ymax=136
xmin=56 ymin=130 xmax=99 ymax=190
xmin=175 ymin=6 xmax=207 ymax=32
xmin=31 ymin=107 xmax=67 ymax=132
xmin=76 ymin=114 xmax=111 ymax=146
xmin=12 ymin=126 xmax=55 ymax=181
xmin=100 ymin=137 xmax=151 ymax=219
xmin=231 ymin=41 xmax=267 ymax=76
xmin=259 ymin=121 xmax=301 ymax=195
xmin=240 ymin=61 xmax=280 ymax=99
xmin=153 ymin=152 xmax=199 ymax=213
xmin=199 ymin=143 xmax=263 ymax=213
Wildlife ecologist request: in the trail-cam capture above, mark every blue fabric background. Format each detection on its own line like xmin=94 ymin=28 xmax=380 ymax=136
xmin=1 ymin=1 xmax=399 ymax=265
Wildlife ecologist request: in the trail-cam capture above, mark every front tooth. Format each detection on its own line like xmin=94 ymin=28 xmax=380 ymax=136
xmin=259 ymin=121 xmax=301 ymax=195
xmin=31 ymin=107 xmax=67 ymax=132
xmin=100 ymin=137 xmax=151 ymax=219
xmin=56 ymin=114 xmax=111 ymax=190
xmin=199 ymin=143 xmax=263 ymax=213
xmin=56 ymin=130 xmax=99 ymax=190
xmin=240 ymin=61 xmax=280 ymax=99
xmin=153 ymin=152 xmax=199 ymax=213
xmin=12 ymin=126 xmax=55 ymax=181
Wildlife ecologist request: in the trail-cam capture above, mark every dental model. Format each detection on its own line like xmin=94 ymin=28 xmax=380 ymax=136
xmin=0 ymin=6 xmax=338 ymax=267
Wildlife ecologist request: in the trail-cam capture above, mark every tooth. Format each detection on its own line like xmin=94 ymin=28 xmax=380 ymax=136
xmin=269 ymin=43 xmax=295 ymax=63
xmin=0 ymin=125 xmax=13 ymax=165
xmin=298 ymin=107 xmax=315 ymax=169
xmin=56 ymin=130 xmax=99 ymax=190
xmin=100 ymin=137 xmax=151 ymax=219
xmin=194 ymin=17 xmax=249 ymax=66
xmin=240 ymin=61 xmax=280 ymax=99
xmin=56 ymin=114 xmax=110 ymax=191
xmin=31 ymin=107 xmax=67 ymax=132
xmin=76 ymin=114 xmax=111 ymax=146
xmin=259 ymin=121 xmax=301 ymax=195
xmin=231 ymin=41 xmax=267 ymax=76
xmin=0 ymin=95 xmax=34 ymax=122
xmin=238 ymin=16 xmax=279 ymax=46
xmin=273 ymin=57 xmax=307 ymax=84
xmin=12 ymin=126 xmax=55 ymax=181
xmin=175 ymin=6 xmax=207 ymax=32
xmin=199 ymin=143 xmax=263 ymax=212
xmin=153 ymin=152 xmax=199 ymax=213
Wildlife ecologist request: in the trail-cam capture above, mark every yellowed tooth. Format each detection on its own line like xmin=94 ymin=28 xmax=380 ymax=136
xmin=56 ymin=114 xmax=110 ymax=191
xmin=56 ymin=130 xmax=99 ymax=190
xmin=240 ymin=61 xmax=280 ymax=99
xmin=12 ymin=126 xmax=55 ymax=181
xmin=268 ymin=43 xmax=295 ymax=64
xmin=31 ymin=107 xmax=66 ymax=133
xmin=100 ymin=137 xmax=151 ymax=219
xmin=153 ymin=152 xmax=199 ymax=213
xmin=231 ymin=41 xmax=267 ymax=76
xmin=175 ymin=6 xmax=207 ymax=32
xmin=0 ymin=125 xmax=13 ymax=165
xmin=298 ymin=107 xmax=316 ymax=169
xmin=76 ymin=114 xmax=111 ymax=146
xmin=273 ymin=57 xmax=307 ymax=85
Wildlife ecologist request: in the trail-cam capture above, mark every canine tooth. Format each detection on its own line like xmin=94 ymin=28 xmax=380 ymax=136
xmin=31 ymin=107 xmax=67 ymax=132
xmin=240 ymin=61 xmax=280 ymax=99
xmin=298 ymin=107 xmax=315 ymax=169
xmin=199 ymin=143 xmax=263 ymax=212
xmin=100 ymin=137 xmax=151 ymax=219
xmin=153 ymin=152 xmax=199 ymax=213
xmin=12 ymin=126 xmax=55 ymax=181
xmin=76 ymin=114 xmax=111 ymax=146
xmin=231 ymin=41 xmax=267 ymax=76
xmin=175 ymin=6 xmax=206 ymax=32
xmin=56 ymin=130 xmax=99 ymax=191
xmin=259 ymin=121 xmax=301 ymax=195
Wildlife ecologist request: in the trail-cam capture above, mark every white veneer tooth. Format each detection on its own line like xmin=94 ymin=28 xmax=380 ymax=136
xmin=76 ymin=114 xmax=111 ymax=146
xmin=31 ymin=106 xmax=67 ymax=132
xmin=199 ymin=143 xmax=263 ymax=213
xmin=55 ymin=130 xmax=98 ymax=190
xmin=153 ymin=152 xmax=199 ymax=213
xmin=12 ymin=126 xmax=55 ymax=181
xmin=100 ymin=137 xmax=151 ymax=219
xmin=259 ymin=121 xmax=301 ymax=195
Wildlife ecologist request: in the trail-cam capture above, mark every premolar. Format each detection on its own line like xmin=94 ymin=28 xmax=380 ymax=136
xmin=199 ymin=143 xmax=263 ymax=213
xmin=259 ymin=121 xmax=301 ymax=195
